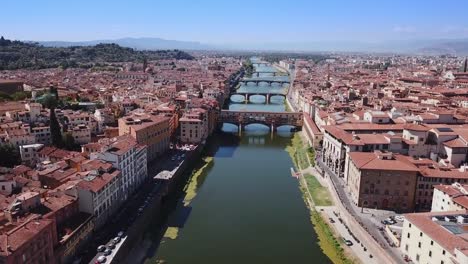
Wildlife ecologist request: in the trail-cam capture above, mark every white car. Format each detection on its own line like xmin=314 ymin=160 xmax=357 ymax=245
xmin=395 ymin=215 xmax=405 ymax=221
xmin=97 ymin=256 xmax=107 ymax=263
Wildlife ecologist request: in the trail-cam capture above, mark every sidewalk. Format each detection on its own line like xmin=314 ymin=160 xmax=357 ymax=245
xmin=316 ymin=158 xmax=404 ymax=263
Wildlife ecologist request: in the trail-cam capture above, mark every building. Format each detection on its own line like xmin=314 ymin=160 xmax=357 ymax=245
xmin=347 ymin=151 xmax=419 ymax=212
xmin=75 ymin=160 xmax=122 ymax=228
xmin=31 ymin=126 xmax=51 ymax=145
xmin=416 ymin=165 xmax=468 ymax=210
xmin=400 ymin=211 xmax=468 ymax=264
xmin=432 ymin=183 xmax=468 ymax=212
xmin=0 ymin=216 xmax=56 ymax=264
xmin=85 ymin=135 xmax=148 ymax=201
xmin=19 ymin=143 xmax=44 ymax=167
xmin=179 ymin=109 xmax=208 ymax=144
xmin=70 ymin=124 xmax=91 ymax=145
xmin=118 ymin=112 xmax=170 ymax=162
xmin=0 ymin=79 xmax=24 ymax=95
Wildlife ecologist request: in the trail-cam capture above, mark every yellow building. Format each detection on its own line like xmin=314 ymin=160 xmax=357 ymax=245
xmin=118 ymin=113 xmax=170 ymax=162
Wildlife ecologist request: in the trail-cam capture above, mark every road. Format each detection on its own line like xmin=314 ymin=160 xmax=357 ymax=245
xmin=317 ymin=206 xmax=380 ymax=264
xmin=286 ymin=79 xmax=404 ymax=263
xmin=316 ymin=159 xmax=405 ymax=263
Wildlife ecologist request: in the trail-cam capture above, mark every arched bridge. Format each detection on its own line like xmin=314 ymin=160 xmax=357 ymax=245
xmin=219 ymin=110 xmax=303 ymax=132
xmin=232 ymin=92 xmax=286 ymax=104
xmin=251 ymin=71 xmax=279 ymax=77
xmin=240 ymin=78 xmax=290 ymax=86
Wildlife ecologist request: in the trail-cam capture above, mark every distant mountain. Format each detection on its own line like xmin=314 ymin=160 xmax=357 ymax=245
xmin=35 ymin=37 xmax=468 ymax=55
xmin=417 ymin=39 xmax=468 ymax=55
xmin=38 ymin=37 xmax=214 ymax=51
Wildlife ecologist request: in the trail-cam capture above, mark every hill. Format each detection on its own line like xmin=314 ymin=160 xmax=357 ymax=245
xmin=0 ymin=36 xmax=194 ymax=70
xmin=39 ymin=37 xmax=213 ymax=50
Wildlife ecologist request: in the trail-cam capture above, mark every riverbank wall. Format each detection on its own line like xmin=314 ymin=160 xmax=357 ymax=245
xmin=110 ymin=144 xmax=204 ymax=263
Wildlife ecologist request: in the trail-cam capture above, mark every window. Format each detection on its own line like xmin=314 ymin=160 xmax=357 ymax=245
xmin=420 ymin=232 xmax=423 ymax=237
xmin=407 ymin=233 xmax=410 ymax=238
xmin=405 ymin=244 xmax=409 ymax=251
xmin=418 ymin=242 xmax=421 ymax=248
xmin=442 ymin=250 xmax=445 ymax=255
xmin=429 ymin=251 xmax=432 ymax=257
xmin=416 ymin=254 xmax=420 ymax=261
xmin=430 ymin=240 xmax=433 ymax=246
xmin=409 ymin=223 xmax=412 ymax=228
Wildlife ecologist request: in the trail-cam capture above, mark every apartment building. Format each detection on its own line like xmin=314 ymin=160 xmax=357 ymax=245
xmin=19 ymin=143 xmax=44 ymax=167
xmin=75 ymin=160 xmax=122 ymax=228
xmin=118 ymin=112 xmax=170 ymax=162
xmin=432 ymin=183 xmax=468 ymax=212
xmin=400 ymin=211 xmax=468 ymax=264
xmin=85 ymin=135 xmax=148 ymax=200
xmin=347 ymin=151 xmax=419 ymax=212
xmin=179 ymin=108 xmax=208 ymax=144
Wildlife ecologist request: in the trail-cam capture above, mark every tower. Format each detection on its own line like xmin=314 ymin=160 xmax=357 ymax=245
xmin=464 ymin=58 xmax=467 ymax=73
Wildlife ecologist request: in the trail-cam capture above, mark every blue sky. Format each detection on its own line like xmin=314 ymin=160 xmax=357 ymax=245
xmin=1 ymin=0 xmax=468 ymax=43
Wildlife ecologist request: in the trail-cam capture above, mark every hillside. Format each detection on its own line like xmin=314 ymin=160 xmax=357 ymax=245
xmin=0 ymin=37 xmax=194 ymax=70
xmin=39 ymin=37 xmax=213 ymax=50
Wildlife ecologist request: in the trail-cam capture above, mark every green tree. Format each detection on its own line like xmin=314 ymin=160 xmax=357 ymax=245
xmin=11 ymin=91 xmax=31 ymax=101
xmin=0 ymin=144 xmax=21 ymax=167
xmin=49 ymin=109 xmax=63 ymax=148
xmin=42 ymin=93 xmax=58 ymax=109
xmin=62 ymin=132 xmax=77 ymax=151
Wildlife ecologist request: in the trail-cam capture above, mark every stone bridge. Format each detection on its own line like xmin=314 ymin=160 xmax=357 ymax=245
xmin=219 ymin=110 xmax=303 ymax=132
xmin=240 ymin=78 xmax=290 ymax=86
xmin=251 ymin=71 xmax=279 ymax=77
xmin=232 ymin=92 xmax=286 ymax=104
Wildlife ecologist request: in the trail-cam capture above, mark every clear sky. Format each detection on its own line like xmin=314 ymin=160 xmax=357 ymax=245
xmin=1 ymin=0 xmax=468 ymax=43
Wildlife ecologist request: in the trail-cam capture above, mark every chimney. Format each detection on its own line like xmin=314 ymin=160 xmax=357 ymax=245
xmin=464 ymin=58 xmax=468 ymax=73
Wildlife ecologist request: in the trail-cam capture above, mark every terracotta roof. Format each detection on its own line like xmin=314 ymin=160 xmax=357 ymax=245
xmin=405 ymin=211 xmax=468 ymax=255
xmin=349 ymin=152 xmax=419 ymax=172
xmin=443 ymin=138 xmax=468 ymax=148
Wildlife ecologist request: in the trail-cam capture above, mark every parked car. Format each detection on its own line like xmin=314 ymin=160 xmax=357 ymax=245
xmin=329 ymin=218 xmax=335 ymax=223
xmin=97 ymin=256 xmax=107 ymax=263
xmin=117 ymin=231 xmax=125 ymax=238
xmin=103 ymin=248 xmax=112 ymax=256
xmin=342 ymin=237 xmax=353 ymax=246
xmin=113 ymin=237 xmax=121 ymax=243
xmin=97 ymin=245 xmax=106 ymax=252
xmin=107 ymin=242 xmax=115 ymax=249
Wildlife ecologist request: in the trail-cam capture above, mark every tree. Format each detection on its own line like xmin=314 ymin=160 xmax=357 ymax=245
xmin=49 ymin=86 xmax=59 ymax=101
xmin=62 ymin=132 xmax=77 ymax=151
xmin=42 ymin=93 xmax=58 ymax=109
xmin=11 ymin=91 xmax=31 ymax=101
xmin=0 ymin=144 xmax=21 ymax=167
xmin=50 ymin=109 xmax=63 ymax=148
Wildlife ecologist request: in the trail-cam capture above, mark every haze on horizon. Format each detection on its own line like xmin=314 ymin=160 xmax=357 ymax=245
xmin=2 ymin=0 xmax=468 ymax=49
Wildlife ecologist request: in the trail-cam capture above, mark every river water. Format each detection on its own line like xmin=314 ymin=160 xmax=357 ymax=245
xmin=147 ymin=60 xmax=330 ymax=264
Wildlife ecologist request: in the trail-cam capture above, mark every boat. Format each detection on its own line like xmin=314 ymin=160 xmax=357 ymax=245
xmin=290 ymin=167 xmax=300 ymax=179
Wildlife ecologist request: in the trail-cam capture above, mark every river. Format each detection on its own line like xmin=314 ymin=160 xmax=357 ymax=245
xmin=145 ymin=59 xmax=330 ymax=264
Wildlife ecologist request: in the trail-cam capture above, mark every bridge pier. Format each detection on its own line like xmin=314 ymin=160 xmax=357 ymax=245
xmin=266 ymin=94 xmax=271 ymax=104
